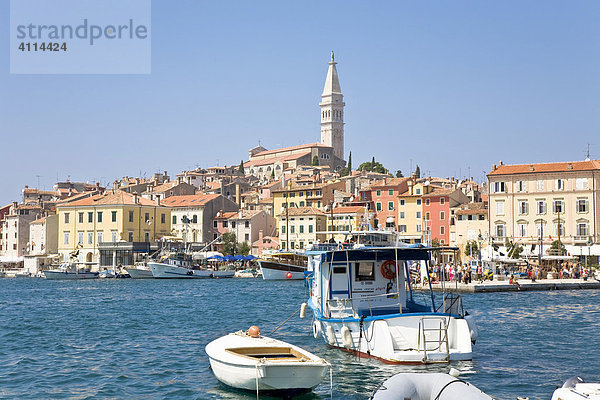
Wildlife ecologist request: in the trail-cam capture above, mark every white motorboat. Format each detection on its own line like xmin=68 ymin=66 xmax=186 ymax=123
xmin=258 ymin=252 xmax=308 ymax=280
xmin=125 ymin=263 xmax=154 ymax=279
xmin=43 ymin=263 xmax=99 ymax=280
xmin=305 ymin=241 xmax=476 ymax=364
xmin=149 ymin=262 xmax=214 ymax=278
xmin=370 ymin=372 xmax=493 ymax=399
xmin=552 ymin=377 xmax=600 ymax=400
xmin=205 ymin=327 xmax=330 ymax=394
xmin=234 ymin=269 xmax=257 ymax=278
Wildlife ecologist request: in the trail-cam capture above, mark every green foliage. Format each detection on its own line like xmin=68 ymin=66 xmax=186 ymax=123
xmin=506 ymin=239 xmax=524 ymax=259
xmin=358 ymin=157 xmax=389 ymax=174
xmin=239 ymin=241 xmax=251 ymax=256
xmin=221 ymin=232 xmax=238 ymax=255
xmin=550 ymin=240 xmax=566 ymax=256
xmin=347 ymin=151 xmax=352 ymax=172
xmin=430 ymin=238 xmax=441 ymax=261
xmin=414 ymin=165 xmax=421 ymax=178
xmin=395 ymin=170 xmax=403 ymax=178
xmin=312 ymin=155 xmax=319 ymax=166
xmin=271 ymin=169 xmax=275 ymax=178
xmin=238 ymin=160 xmax=244 ymax=174
xmin=464 ymin=240 xmax=479 ymax=257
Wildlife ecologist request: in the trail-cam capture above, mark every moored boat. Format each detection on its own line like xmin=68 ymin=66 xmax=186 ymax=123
xmin=43 ymin=263 xmax=99 ymax=280
xmin=125 ymin=262 xmax=154 ymax=279
xmin=258 ymin=252 xmax=308 ymax=280
xmin=552 ymin=377 xmax=600 ymax=400
xmin=205 ymin=327 xmax=330 ymax=394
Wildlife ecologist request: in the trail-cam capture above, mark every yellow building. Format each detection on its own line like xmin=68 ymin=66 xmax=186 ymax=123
xmin=277 ymin=207 xmax=327 ymax=250
xmin=397 ymin=180 xmax=433 ymax=243
xmin=272 ymin=181 xmax=346 ymax=216
xmin=326 ymin=206 xmax=371 ymax=242
xmin=56 ymin=191 xmax=171 ymax=264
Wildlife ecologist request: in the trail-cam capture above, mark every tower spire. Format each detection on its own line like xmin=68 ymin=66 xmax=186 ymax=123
xmin=320 ymin=52 xmax=345 ymax=161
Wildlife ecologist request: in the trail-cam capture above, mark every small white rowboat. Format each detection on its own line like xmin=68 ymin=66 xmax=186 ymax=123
xmin=206 ymin=328 xmax=330 ymax=394
xmin=552 ymin=377 xmax=600 ymax=400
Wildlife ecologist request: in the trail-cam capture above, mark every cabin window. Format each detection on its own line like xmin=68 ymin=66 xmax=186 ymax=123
xmin=333 ymin=266 xmax=346 ymax=274
xmin=355 ymin=262 xmax=375 ymax=281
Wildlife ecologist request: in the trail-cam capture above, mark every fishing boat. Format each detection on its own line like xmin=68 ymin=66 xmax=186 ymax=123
xmin=125 ymin=262 xmax=154 ymax=279
xmin=149 ymin=253 xmax=234 ymax=279
xmin=552 ymin=377 xmax=600 ymax=400
xmin=43 ymin=262 xmax=99 ymax=280
xmin=370 ymin=372 xmax=493 ymax=399
xmin=305 ymin=241 xmax=476 ymax=364
xmin=258 ymin=252 xmax=308 ymax=280
xmin=205 ymin=327 xmax=330 ymax=394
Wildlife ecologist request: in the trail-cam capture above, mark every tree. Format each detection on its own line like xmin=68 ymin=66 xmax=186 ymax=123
xmin=221 ymin=232 xmax=238 ymax=255
xmin=358 ymin=158 xmax=389 ymax=174
xmin=347 ymin=151 xmax=352 ymax=172
xmin=395 ymin=170 xmax=403 ymax=178
xmin=414 ymin=165 xmax=421 ymax=178
xmin=430 ymin=238 xmax=441 ymax=262
xmin=271 ymin=169 xmax=275 ymax=179
xmin=239 ymin=241 xmax=251 ymax=256
xmin=312 ymin=155 xmax=319 ymax=166
xmin=238 ymin=160 xmax=244 ymax=174
xmin=550 ymin=240 xmax=566 ymax=256
xmin=464 ymin=240 xmax=479 ymax=258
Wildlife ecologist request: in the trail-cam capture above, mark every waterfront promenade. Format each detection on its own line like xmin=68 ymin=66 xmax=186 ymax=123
xmin=416 ymin=278 xmax=600 ymax=293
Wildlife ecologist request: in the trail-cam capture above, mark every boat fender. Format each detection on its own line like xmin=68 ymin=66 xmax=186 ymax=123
xmin=248 ymin=325 xmax=261 ymax=338
xmin=300 ymin=302 xmax=307 ymax=319
xmin=326 ymin=326 xmax=336 ymax=345
xmin=464 ymin=314 xmax=478 ymax=344
xmin=341 ymin=325 xmax=352 ymax=349
xmin=313 ymin=321 xmax=322 ymax=338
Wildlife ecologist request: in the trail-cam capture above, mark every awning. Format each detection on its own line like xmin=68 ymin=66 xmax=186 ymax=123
xmin=0 ymin=255 xmax=24 ymax=263
xmin=386 ymin=217 xmax=395 ymax=223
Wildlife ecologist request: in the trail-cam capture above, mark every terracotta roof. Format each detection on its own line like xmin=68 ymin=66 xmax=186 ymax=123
xmin=16 ymin=204 xmax=44 ymax=210
xmin=245 ymin=150 xmax=312 ymax=168
xmin=55 ymin=191 xmax=99 ymax=205
xmin=204 ymin=182 xmax=221 ymax=190
xmin=252 ymin=236 xmax=279 ymax=246
xmin=454 ymin=202 xmax=487 ymax=215
xmin=272 ymin=181 xmax=340 ymax=193
xmin=215 ymin=211 xmax=238 ymax=219
xmin=251 ymin=143 xmax=329 ymax=158
xmin=228 ymin=210 xmax=263 ymax=220
xmin=161 ymin=194 xmax=220 ymax=207
xmin=23 ymin=188 xmax=57 ymax=195
xmin=57 ymin=191 xmax=157 ymax=207
xmin=30 ymin=216 xmax=49 ymax=224
xmin=332 ymin=206 xmax=366 ymax=214
xmin=366 ymin=177 xmax=410 ymax=190
xmin=148 ymin=181 xmax=178 ymax=193
xmin=422 ymin=188 xmax=456 ymax=198
xmin=488 ymin=160 xmax=600 ymax=176
xmin=277 ymin=206 xmax=326 ymax=217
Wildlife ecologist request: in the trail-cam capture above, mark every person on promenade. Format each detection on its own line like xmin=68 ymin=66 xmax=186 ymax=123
xmin=509 ymin=274 xmax=520 ymax=289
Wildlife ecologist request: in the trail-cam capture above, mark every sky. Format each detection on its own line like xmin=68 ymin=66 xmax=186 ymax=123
xmin=1 ymin=1 xmax=599 ymax=205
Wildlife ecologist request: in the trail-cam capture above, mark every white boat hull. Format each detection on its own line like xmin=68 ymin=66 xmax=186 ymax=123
xmin=259 ymin=260 xmax=306 ymax=280
xmin=206 ymin=333 xmax=329 ymax=392
xmin=125 ymin=267 xmax=154 ymax=279
xmin=43 ymin=270 xmax=99 ymax=280
xmin=148 ymin=262 xmax=234 ymax=279
xmin=372 ymin=373 xmax=493 ymax=399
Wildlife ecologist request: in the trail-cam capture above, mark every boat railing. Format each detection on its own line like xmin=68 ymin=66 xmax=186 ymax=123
xmin=309 ymin=243 xmax=354 ymax=252
xmin=417 ymin=316 xmax=450 ymax=362
xmin=326 ymin=292 xmax=403 ymax=318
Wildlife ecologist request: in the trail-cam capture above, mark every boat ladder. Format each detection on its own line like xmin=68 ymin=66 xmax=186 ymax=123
xmin=417 ymin=316 xmax=450 ymax=363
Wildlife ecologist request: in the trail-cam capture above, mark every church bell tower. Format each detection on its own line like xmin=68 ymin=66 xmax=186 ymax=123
xmin=320 ymin=51 xmax=345 ymax=160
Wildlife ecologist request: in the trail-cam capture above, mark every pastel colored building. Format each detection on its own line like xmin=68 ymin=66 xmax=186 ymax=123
xmin=360 ymin=177 xmax=409 ymax=230
xmin=326 ymin=206 xmax=371 ymax=242
xmin=277 ymin=206 xmax=327 ymax=250
xmin=422 ymin=188 xmax=469 ymax=246
xmin=397 ymin=180 xmax=433 ymax=243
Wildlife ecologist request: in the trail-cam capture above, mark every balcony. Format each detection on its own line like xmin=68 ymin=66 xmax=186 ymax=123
xmin=573 ymin=236 xmax=591 ymax=244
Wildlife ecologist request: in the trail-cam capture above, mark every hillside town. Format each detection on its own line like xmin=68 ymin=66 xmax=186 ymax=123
xmin=1 ymin=54 xmax=599 ymax=276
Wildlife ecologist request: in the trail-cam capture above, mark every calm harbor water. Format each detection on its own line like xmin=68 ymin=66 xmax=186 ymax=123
xmin=0 ymin=278 xmax=598 ymax=399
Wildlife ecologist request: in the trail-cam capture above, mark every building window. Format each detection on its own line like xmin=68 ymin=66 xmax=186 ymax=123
xmin=128 ymin=231 xmax=134 ymax=242
xmin=145 ymin=232 xmax=150 ymax=242
xmin=231 ymin=221 xmax=236 ymax=229
xmin=281 ymin=226 xmax=286 ymax=234
xmin=376 ymin=189 xmax=381 ymax=196
xmin=245 ymin=233 xmax=249 ymax=241
xmin=376 ymin=202 xmax=382 ymax=211
xmin=577 ymin=199 xmax=589 ymax=213
xmin=128 ymin=211 xmax=134 ymax=223
xmin=518 ymin=223 xmax=527 ymax=237
xmin=416 ymin=199 xmax=422 ymax=206
xmin=440 ymin=197 xmax=445 ymax=205
xmin=495 ymin=224 xmax=505 ymax=238
xmin=535 ymin=222 xmax=545 ymax=238
xmin=111 ymin=211 xmax=117 ymax=222
xmin=111 ymin=231 xmax=117 ymax=242
xmin=554 ymin=222 xmax=564 ymax=237
xmin=518 ymin=201 xmax=529 ymax=215
xmin=388 ymin=202 xmax=394 ymax=211
xmin=173 ymin=215 xmax=178 ymax=225
xmin=222 ymin=221 xmax=228 ymax=228
xmin=536 ymin=180 xmax=544 ymax=191
xmin=144 ymin=212 xmax=150 ymax=222
xmin=400 ymin=212 xmax=405 ymax=219
xmin=416 ymin=211 xmax=421 ymax=219
xmin=440 ymin=226 xmax=445 ymax=235
xmin=97 ymin=212 xmax=103 ymax=223
xmin=78 ymin=212 xmax=84 ymax=223
xmin=161 ymin=213 xmax=165 ymax=224
xmin=416 ymin=224 xmax=422 ymax=232
xmin=192 ymin=215 xmax=197 ymax=223
xmin=399 ymin=199 xmax=405 ymax=206
xmin=299 ymin=225 xmax=304 ymax=233
xmin=496 ymin=201 xmax=505 ymax=216
xmin=517 ymin=181 xmax=525 ymax=192
xmin=290 ymin=225 xmax=295 ymax=234
xmin=440 ymin=211 xmax=445 ymax=220
xmin=425 ymin=199 xmax=430 ymax=206
xmin=88 ymin=232 xmax=93 ymax=244
xmin=576 ymin=178 xmax=589 ymax=190
xmin=398 ymin=225 xmax=407 ymax=233
xmin=388 ymin=189 xmax=393 ymax=196
xmin=88 ymin=212 xmax=93 ymax=223
xmin=64 ymin=213 xmax=70 ymax=224
xmin=97 ymin=231 xmax=103 ymax=244
xmin=416 ymin=188 xmax=421 ymax=195
xmin=308 ymin=225 xmax=313 ymax=233
xmin=555 ymin=179 xmax=565 ymax=191
xmin=553 ymin=200 xmax=564 ymax=214
xmin=63 ymin=231 xmax=69 ymax=245
xmin=425 ymin=212 xmax=430 ymax=220
xmin=78 ymin=231 xmax=84 ymax=245
xmin=577 ymin=223 xmax=589 ymax=236
xmin=245 ymin=221 xmax=249 ymax=228
xmin=494 ymin=182 xmax=506 ymax=193
xmin=536 ymin=200 xmax=546 ymax=214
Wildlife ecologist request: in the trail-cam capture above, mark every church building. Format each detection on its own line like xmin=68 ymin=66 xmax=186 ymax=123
xmin=245 ymin=53 xmax=347 ymax=180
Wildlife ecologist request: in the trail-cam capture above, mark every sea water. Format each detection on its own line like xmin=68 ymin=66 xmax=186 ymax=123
xmin=0 ymin=278 xmax=598 ymax=399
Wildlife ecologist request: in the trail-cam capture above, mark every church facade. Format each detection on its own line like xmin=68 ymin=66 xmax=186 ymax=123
xmin=245 ymin=53 xmax=346 ymax=180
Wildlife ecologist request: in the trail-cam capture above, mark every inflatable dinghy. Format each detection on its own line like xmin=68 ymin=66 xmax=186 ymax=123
xmin=552 ymin=377 xmax=600 ymax=400
xmin=370 ymin=372 xmax=493 ymax=400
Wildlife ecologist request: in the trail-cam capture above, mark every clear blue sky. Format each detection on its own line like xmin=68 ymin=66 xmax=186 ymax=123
xmin=1 ymin=1 xmax=599 ymax=205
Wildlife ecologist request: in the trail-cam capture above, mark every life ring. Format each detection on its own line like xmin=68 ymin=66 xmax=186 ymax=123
xmin=381 ymin=260 xmax=397 ymax=280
